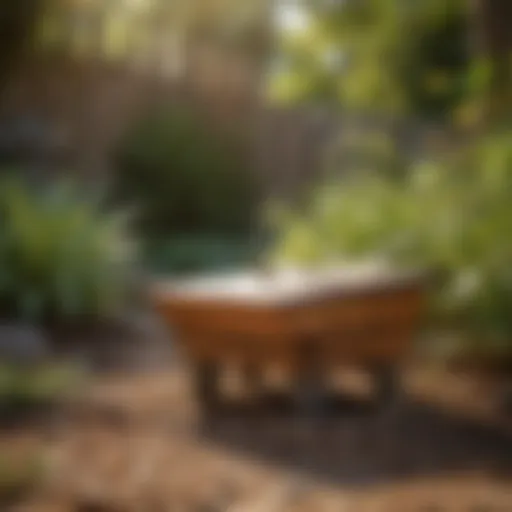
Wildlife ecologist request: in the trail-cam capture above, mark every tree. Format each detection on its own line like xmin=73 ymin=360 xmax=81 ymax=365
xmin=469 ymin=0 xmax=512 ymax=122
xmin=269 ymin=0 xmax=470 ymax=120
xmin=0 ymin=1 xmax=44 ymax=86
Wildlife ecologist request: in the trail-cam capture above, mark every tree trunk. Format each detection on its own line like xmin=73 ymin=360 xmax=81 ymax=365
xmin=0 ymin=1 xmax=43 ymax=92
xmin=471 ymin=0 xmax=512 ymax=122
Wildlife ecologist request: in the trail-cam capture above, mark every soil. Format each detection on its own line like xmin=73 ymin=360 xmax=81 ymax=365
xmin=2 ymin=363 xmax=512 ymax=512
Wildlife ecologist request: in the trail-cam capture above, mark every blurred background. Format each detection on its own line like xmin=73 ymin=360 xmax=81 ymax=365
xmin=1 ymin=1 xmax=512 ymax=510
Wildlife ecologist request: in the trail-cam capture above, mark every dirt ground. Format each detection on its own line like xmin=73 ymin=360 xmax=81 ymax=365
xmin=3 ymin=364 xmax=512 ymax=512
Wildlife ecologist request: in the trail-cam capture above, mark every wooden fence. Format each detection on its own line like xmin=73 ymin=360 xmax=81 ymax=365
xmin=1 ymin=56 xmax=461 ymax=200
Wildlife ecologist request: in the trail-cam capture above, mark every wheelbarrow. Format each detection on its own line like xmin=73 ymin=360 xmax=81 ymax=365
xmin=151 ymin=264 xmax=427 ymax=414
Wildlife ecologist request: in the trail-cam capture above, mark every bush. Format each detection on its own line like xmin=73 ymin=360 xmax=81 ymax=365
xmin=114 ymin=105 xmax=256 ymax=237
xmin=270 ymin=129 xmax=512 ymax=356
xmin=324 ymin=128 xmax=408 ymax=181
xmin=0 ymin=177 xmax=137 ymax=324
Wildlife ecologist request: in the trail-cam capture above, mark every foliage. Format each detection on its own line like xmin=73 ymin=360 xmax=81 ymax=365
xmin=0 ymin=177 xmax=136 ymax=324
xmin=0 ymin=362 xmax=82 ymax=413
xmin=324 ymin=128 xmax=408 ymax=181
xmin=35 ymin=0 xmax=270 ymax=63
xmin=271 ymin=129 xmax=512 ymax=354
xmin=114 ymin=105 xmax=256 ymax=237
xmin=269 ymin=0 xmax=470 ymax=119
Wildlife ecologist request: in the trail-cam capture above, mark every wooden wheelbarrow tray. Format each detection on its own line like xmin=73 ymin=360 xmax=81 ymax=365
xmin=152 ymin=265 xmax=427 ymax=412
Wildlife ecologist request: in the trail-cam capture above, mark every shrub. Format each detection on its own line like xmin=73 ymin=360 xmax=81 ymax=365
xmin=324 ymin=128 xmax=408 ymax=181
xmin=0 ymin=177 xmax=137 ymax=324
xmin=114 ymin=105 xmax=256 ymax=237
xmin=270 ymin=129 xmax=512 ymax=356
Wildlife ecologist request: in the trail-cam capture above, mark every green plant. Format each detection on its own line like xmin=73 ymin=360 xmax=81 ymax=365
xmin=114 ymin=105 xmax=256 ymax=237
xmin=268 ymin=173 xmax=414 ymax=267
xmin=0 ymin=177 xmax=137 ymax=324
xmin=325 ymin=129 xmax=408 ymax=181
xmin=271 ymin=129 xmax=512 ymax=356
xmin=0 ymin=363 xmax=83 ymax=411
xmin=269 ymin=0 xmax=470 ymax=119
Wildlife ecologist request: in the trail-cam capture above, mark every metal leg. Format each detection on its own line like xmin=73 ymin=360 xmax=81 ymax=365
xmin=371 ymin=364 xmax=408 ymax=472
xmin=242 ymin=363 xmax=263 ymax=399
xmin=373 ymin=364 xmax=400 ymax=409
xmin=193 ymin=361 xmax=221 ymax=414
xmin=295 ymin=338 xmax=327 ymax=417
xmin=295 ymin=370 xmax=327 ymax=417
